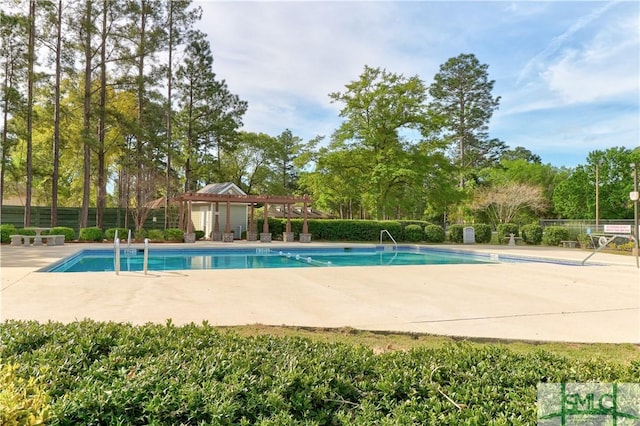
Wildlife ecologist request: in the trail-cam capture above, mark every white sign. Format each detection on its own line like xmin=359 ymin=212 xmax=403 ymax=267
xmin=603 ymin=224 xmax=632 ymax=234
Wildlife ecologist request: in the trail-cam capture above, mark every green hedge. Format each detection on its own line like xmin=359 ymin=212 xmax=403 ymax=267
xmin=1 ymin=320 xmax=638 ymax=425
xmin=497 ymin=223 xmax=519 ymax=244
xmin=148 ymin=229 xmax=164 ymax=241
xmin=542 ymin=226 xmax=570 ymax=246
xmin=404 ymin=224 xmax=424 ymax=242
xmin=448 ymin=224 xmax=464 ymax=243
xmin=473 ymin=224 xmax=492 ymax=244
xmin=17 ymin=228 xmax=36 ymax=236
xmin=258 ymin=219 xmax=405 ymax=242
xmin=104 ymin=228 xmax=130 ymax=241
xmin=79 ymin=227 xmax=103 ymax=242
xmin=50 ymin=227 xmax=75 ymax=241
xmin=424 ymin=224 xmax=445 ymax=243
xmin=164 ymin=228 xmax=183 ymax=242
xmin=521 ymin=224 xmax=543 ymax=245
xmin=0 ymin=224 xmax=17 ymax=243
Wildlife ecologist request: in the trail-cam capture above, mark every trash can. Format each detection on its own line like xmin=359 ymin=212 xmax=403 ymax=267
xmin=463 ymin=226 xmax=475 ymax=244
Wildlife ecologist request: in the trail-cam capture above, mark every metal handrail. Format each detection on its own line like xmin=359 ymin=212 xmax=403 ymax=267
xmin=581 ymin=233 xmax=631 ymax=266
xmin=380 ymin=229 xmax=398 ymax=247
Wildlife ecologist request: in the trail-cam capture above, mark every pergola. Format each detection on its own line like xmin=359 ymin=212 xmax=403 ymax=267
xmin=173 ymin=192 xmax=312 ymax=242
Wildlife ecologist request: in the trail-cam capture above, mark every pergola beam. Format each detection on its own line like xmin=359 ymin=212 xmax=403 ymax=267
xmin=174 ymin=192 xmax=311 ymax=204
xmin=175 ymin=192 xmax=312 ymax=243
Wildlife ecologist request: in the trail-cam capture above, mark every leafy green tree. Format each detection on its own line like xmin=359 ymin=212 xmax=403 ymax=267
xmin=218 ymin=131 xmax=276 ymax=195
xmin=269 ymin=129 xmax=304 ymax=195
xmin=428 ymin=53 xmax=502 ymax=188
xmin=329 ymin=65 xmax=428 ymax=219
xmin=0 ymin=9 xmax=29 ymax=209
xmin=477 ymin=157 xmax=566 ymax=219
xmin=553 ymin=147 xmax=635 ymax=219
xmin=298 ymin=147 xmax=366 ymax=219
xmin=500 ymin=146 xmax=541 ymax=164
xmin=163 ymin=0 xmax=201 ymax=226
xmin=24 ymin=0 xmax=36 ymax=226
xmin=174 ymin=30 xmax=246 ymax=193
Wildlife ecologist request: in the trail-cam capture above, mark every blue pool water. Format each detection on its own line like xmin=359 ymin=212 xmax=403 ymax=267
xmin=41 ymin=246 xmax=500 ymax=273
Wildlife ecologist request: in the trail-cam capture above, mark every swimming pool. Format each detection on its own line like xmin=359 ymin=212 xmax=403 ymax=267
xmin=41 ymin=245 xmax=500 ymax=272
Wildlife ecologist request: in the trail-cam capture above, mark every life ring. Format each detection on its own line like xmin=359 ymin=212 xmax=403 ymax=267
xmin=598 ymin=236 xmax=608 ymax=247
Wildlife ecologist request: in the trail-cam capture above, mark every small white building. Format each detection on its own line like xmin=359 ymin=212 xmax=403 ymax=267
xmin=190 ymin=182 xmax=248 ymax=239
xmin=177 ymin=184 xmax=312 ymax=243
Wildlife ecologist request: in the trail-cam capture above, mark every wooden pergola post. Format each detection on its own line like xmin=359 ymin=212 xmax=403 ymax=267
xmin=178 ymin=201 xmax=185 ymax=231
xmin=223 ymin=200 xmax=233 ymax=242
xmin=300 ymin=196 xmax=311 ymax=243
xmin=184 ymin=200 xmax=195 ymax=243
xmin=247 ymin=203 xmax=257 ymax=241
xmin=261 ymin=201 xmax=271 ymax=242
xmin=283 ymin=203 xmax=294 ymax=242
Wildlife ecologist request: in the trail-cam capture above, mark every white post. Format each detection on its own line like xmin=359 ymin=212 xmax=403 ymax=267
xmin=143 ymin=238 xmax=149 ymax=275
xmin=114 ymin=239 xmax=120 ymax=275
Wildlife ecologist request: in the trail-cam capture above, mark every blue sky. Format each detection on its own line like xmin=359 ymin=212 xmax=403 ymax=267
xmin=196 ymin=1 xmax=639 ymax=168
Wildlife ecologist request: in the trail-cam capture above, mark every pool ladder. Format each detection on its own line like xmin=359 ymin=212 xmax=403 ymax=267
xmin=113 ymin=231 xmax=149 ymax=275
xmin=380 ymin=229 xmax=398 ymax=248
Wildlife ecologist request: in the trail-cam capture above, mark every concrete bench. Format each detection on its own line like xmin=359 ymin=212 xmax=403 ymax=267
xmin=560 ymin=240 xmax=578 ymax=248
xmin=44 ymin=235 xmax=65 ymax=246
xmin=9 ymin=234 xmax=65 ymax=246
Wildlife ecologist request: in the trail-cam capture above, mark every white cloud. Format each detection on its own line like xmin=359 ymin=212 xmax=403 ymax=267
xmin=541 ymin=14 xmax=639 ymax=104
xmin=194 ymin=1 xmax=639 ymax=166
xmin=515 ymin=1 xmax=620 ymax=85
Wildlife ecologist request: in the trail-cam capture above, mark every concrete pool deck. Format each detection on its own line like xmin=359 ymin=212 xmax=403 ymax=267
xmin=1 ymin=241 xmax=639 ymax=343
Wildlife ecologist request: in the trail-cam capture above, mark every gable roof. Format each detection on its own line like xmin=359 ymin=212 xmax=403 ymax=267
xmin=197 ymin=182 xmax=246 ymax=196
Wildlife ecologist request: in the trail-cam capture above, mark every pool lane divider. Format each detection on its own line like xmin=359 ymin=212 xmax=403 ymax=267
xmin=279 ymin=251 xmax=333 ymax=267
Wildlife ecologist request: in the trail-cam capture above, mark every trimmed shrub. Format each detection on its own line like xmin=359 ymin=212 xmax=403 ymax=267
xmin=50 ymin=227 xmax=75 ymax=242
xmin=0 ymin=363 xmax=51 ymax=426
xmin=542 ymin=226 xmax=570 ymax=246
xmin=577 ymin=233 xmax=593 ymax=249
xmin=79 ymin=227 xmax=103 ymax=242
xmin=424 ymin=224 xmax=445 ymax=243
xmin=497 ymin=223 xmax=519 ymax=244
xmin=473 ymin=224 xmax=492 ymax=244
xmin=521 ymin=224 xmax=543 ymax=245
xmin=448 ymin=224 xmax=464 ymax=243
xmin=404 ymin=224 xmax=424 ymax=242
xmin=195 ymin=230 xmax=205 ymax=240
xmin=17 ymin=228 xmax=36 ymax=236
xmin=134 ymin=229 xmax=147 ymax=241
xmin=1 ymin=320 xmax=638 ymax=425
xmin=0 ymin=224 xmax=17 ymax=244
xmin=164 ymin=228 xmax=183 ymax=242
xmin=147 ymin=229 xmax=164 ymax=241
xmin=104 ymin=228 xmax=130 ymax=241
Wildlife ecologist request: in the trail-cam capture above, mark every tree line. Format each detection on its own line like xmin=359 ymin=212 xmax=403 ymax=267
xmin=2 ymin=1 xmax=638 ymax=231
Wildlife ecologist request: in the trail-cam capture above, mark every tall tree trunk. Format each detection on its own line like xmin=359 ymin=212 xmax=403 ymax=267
xmin=165 ymin=2 xmax=174 ymax=229
xmin=135 ymin=0 xmax=147 ymax=221
xmin=96 ymin=0 xmax=108 ymax=229
xmin=0 ymin=58 xmax=12 ymax=210
xmin=24 ymin=0 xmax=36 ymax=227
xmin=51 ymin=0 xmax=63 ymax=227
xmin=80 ymin=0 xmax=93 ymax=229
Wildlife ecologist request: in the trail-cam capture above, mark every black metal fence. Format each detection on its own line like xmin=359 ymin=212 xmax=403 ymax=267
xmin=539 ymin=219 xmax=634 ymax=234
xmin=0 ymin=205 xmax=167 ymax=236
